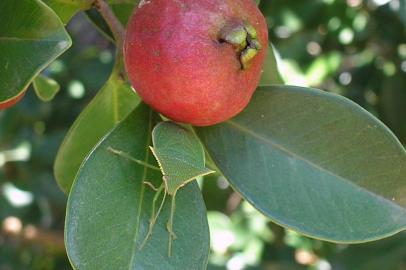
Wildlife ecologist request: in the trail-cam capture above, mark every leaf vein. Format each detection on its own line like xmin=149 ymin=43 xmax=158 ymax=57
xmin=128 ymin=109 xmax=153 ymax=269
xmin=225 ymin=120 xmax=406 ymax=211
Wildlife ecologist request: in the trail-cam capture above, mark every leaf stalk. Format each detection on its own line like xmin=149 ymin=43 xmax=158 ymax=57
xmin=93 ymin=0 xmax=125 ymax=53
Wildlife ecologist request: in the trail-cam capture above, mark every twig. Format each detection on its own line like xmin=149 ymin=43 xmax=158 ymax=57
xmin=94 ymin=0 xmax=125 ymax=52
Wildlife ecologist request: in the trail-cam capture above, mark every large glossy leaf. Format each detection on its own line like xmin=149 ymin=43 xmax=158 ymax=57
xmin=0 ymin=0 xmax=71 ymax=105
xmin=54 ymin=68 xmax=140 ymax=193
xmin=196 ymin=85 xmax=406 ymax=242
xmin=151 ymin=121 xmax=214 ymax=195
xmin=66 ymin=104 xmax=210 ymax=269
xmin=42 ymin=0 xmax=93 ymax=24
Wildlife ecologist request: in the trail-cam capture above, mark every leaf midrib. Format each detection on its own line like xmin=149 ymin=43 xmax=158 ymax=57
xmin=226 ymin=120 xmax=405 ymax=211
xmin=128 ymin=109 xmax=153 ymax=270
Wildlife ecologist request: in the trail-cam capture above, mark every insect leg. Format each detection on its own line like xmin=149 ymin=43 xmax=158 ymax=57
xmin=144 ymin=181 xmax=159 ymax=191
xmin=108 ymin=147 xmax=160 ymax=171
xmin=167 ymin=195 xmax=177 ymax=257
xmin=139 ymin=184 xmax=166 ymax=250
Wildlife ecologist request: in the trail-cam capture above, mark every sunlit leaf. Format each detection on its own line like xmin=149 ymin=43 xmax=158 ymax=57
xmin=0 ymin=0 xmax=71 ymax=105
xmin=305 ymin=52 xmax=341 ymax=86
xmin=54 ymin=67 xmax=140 ymax=193
xmin=42 ymin=0 xmax=93 ymax=24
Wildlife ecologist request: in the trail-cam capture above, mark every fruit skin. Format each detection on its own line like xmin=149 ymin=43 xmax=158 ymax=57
xmin=0 ymin=91 xmax=25 ymax=110
xmin=124 ymin=0 xmax=268 ymax=126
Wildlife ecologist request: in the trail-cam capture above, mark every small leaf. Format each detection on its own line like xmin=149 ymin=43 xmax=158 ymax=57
xmin=196 ymin=85 xmax=406 ymax=243
xmin=54 ymin=68 xmax=140 ymax=193
xmin=66 ymin=104 xmax=210 ymax=269
xmin=151 ymin=122 xmax=214 ymax=196
xmin=0 ymin=0 xmax=71 ymax=105
xmin=259 ymin=45 xmax=283 ymax=86
xmin=33 ymin=74 xmax=60 ymax=102
xmin=42 ymin=0 xmax=93 ymax=24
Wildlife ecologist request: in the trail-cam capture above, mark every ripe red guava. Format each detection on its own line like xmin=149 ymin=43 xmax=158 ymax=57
xmin=0 ymin=91 xmax=25 ymax=110
xmin=124 ymin=0 xmax=268 ymax=126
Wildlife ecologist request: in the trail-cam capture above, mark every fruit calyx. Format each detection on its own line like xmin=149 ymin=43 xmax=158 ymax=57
xmin=219 ymin=21 xmax=262 ymax=70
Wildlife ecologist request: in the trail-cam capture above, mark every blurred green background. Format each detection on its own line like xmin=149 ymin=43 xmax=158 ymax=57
xmin=0 ymin=0 xmax=405 ymax=269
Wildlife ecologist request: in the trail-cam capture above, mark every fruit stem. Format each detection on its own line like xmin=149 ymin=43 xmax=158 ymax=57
xmin=94 ymin=0 xmax=125 ymax=52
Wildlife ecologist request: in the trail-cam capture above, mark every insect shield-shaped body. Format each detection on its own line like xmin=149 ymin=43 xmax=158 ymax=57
xmin=109 ymin=121 xmax=214 ymax=256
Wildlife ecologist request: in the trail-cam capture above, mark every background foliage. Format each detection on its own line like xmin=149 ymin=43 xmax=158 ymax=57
xmin=0 ymin=0 xmax=405 ymax=269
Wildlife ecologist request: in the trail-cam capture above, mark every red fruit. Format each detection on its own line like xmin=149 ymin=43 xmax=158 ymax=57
xmin=0 ymin=91 xmax=25 ymax=110
xmin=124 ymin=0 xmax=268 ymax=126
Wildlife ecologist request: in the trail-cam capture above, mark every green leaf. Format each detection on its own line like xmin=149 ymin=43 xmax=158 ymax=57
xmin=33 ymin=74 xmax=60 ymax=102
xmin=42 ymin=0 xmax=93 ymax=24
xmin=108 ymin=0 xmax=140 ymax=26
xmin=151 ymin=122 xmax=214 ymax=196
xmin=66 ymin=104 xmax=210 ymax=269
xmin=54 ymin=69 xmax=140 ymax=193
xmin=0 ymin=0 xmax=71 ymax=105
xmin=86 ymin=0 xmax=140 ymax=40
xmin=331 ymin=232 xmax=406 ymax=270
xmin=196 ymin=85 xmax=406 ymax=243
xmin=85 ymin=9 xmax=115 ymax=41
xmin=259 ymin=45 xmax=283 ymax=86
xmin=305 ymin=52 xmax=341 ymax=86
